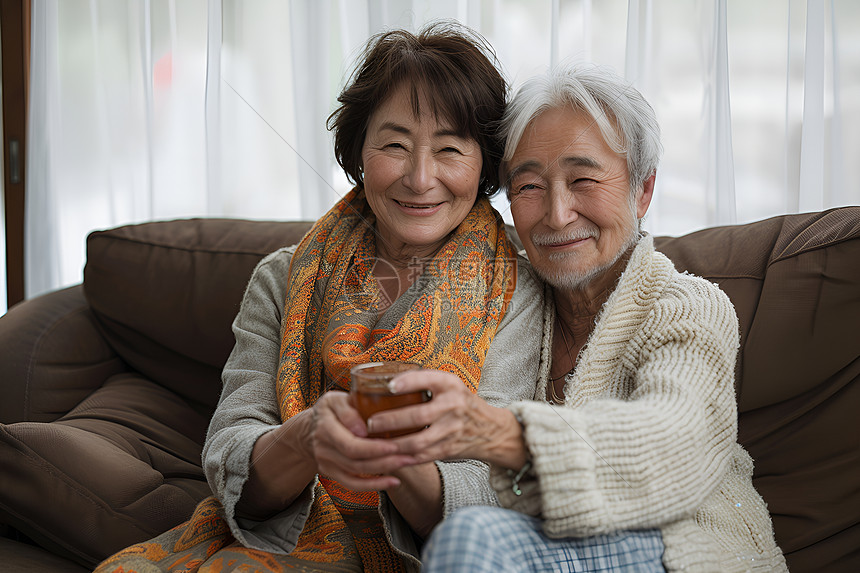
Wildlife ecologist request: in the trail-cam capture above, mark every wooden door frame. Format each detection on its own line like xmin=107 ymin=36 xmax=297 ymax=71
xmin=1 ymin=0 xmax=30 ymax=308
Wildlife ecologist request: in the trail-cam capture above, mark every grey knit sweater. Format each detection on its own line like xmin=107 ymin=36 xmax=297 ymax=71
xmin=202 ymin=245 xmax=545 ymax=569
xmin=490 ymin=235 xmax=787 ymax=572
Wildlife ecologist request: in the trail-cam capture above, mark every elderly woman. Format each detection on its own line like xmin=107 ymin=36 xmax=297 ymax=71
xmin=94 ymin=23 xmax=543 ymax=573
xmin=372 ymin=65 xmax=788 ymax=572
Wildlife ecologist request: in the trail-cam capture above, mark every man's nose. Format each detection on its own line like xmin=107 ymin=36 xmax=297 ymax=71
xmin=544 ymin=184 xmax=578 ymax=230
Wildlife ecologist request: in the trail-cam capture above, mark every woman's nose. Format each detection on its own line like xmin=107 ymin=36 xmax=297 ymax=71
xmin=402 ymin=152 xmax=434 ymax=194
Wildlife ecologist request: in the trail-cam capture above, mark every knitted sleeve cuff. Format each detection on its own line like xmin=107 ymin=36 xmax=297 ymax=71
xmin=437 ymin=459 xmax=500 ymax=516
xmin=490 ymin=400 xmax=610 ymax=535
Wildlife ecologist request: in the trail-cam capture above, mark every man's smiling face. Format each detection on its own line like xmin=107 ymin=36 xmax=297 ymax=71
xmin=508 ymin=106 xmax=650 ymax=291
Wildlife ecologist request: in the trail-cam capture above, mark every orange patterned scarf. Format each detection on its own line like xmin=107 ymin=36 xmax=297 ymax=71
xmin=277 ymin=187 xmax=517 ymax=570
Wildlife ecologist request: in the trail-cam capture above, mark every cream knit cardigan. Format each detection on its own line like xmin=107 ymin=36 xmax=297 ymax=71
xmin=490 ymin=235 xmax=787 ymax=572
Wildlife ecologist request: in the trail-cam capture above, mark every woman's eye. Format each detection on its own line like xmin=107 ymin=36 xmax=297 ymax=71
xmin=440 ymin=146 xmax=461 ymax=154
xmin=385 ymin=142 xmax=405 ymax=150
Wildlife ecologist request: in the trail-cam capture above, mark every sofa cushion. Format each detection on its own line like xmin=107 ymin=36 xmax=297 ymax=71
xmin=0 ymin=286 xmax=127 ymax=425
xmin=0 ymin=537 xmax=89 ymax=573
xmin=0 ymin=373 xmax=212 ymax=568
xmin=83 ymin=218 xmax=312 ymax=414
xmin=656 ymin=206 xmax=860 ymax=572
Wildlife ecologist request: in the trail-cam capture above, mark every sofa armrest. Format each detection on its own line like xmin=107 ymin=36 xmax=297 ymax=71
xmin=0 ymin=286 xmax=128 ymax=424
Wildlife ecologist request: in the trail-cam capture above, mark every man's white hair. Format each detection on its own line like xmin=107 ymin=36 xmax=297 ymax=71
xmin=500 ymin=63 xmax=663 ymax=194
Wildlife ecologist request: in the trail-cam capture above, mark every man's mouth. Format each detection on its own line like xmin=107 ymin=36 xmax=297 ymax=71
xmin=533 ymin=232 xmax=596 ymax=248
xmin=544 ymin=237 xmax=588 ymax=247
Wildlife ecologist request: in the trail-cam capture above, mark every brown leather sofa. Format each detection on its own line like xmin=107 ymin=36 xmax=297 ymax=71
xmin=1 ymin=208 xmax=858 ymax=572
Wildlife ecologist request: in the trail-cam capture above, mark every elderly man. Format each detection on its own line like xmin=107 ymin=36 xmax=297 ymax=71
xmin=361 ymin=64 xmax=788 ymax=572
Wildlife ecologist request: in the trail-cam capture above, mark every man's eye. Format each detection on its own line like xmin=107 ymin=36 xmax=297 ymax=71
xmin=509 ymin=183 xmax=540 ymax=197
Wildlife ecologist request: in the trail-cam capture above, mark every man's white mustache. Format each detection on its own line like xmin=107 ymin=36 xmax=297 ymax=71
xmin=531 ymin=228 xmax=598 ymax=246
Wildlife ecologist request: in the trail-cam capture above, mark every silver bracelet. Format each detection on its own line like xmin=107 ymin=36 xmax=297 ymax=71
xmin=507 ymin=460 xmax=532 ymax=496
xmin=507 ymin=412 xmax=531 ymax=496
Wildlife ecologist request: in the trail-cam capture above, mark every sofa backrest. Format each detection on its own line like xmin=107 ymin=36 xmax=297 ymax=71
xmin=83 ymin=218 xmax=312 ymax=413
xmin=655 ymin=207 xmax=860 ymax=570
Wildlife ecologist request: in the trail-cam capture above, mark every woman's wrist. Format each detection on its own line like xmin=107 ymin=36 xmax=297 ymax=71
xmin=386 ymin=462 xmax=443 ymax=538
xmin=240 ymin=411 xmax=318 ymax=516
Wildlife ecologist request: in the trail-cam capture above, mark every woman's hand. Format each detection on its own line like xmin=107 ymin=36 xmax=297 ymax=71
xmin=365 ymin=370 xmax=529 ymax=470
xmin=239 ymin=391 xmax=419 ymax=518
xmin=307 ymin=390 xmax=420 ymax=491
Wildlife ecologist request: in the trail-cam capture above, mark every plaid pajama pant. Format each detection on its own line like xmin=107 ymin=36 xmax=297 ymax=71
xmin=422 ymin=506 xmax=665 ymax=572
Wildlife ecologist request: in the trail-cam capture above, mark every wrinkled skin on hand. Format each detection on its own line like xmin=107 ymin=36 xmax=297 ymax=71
xmin=307 ymin=391 xmax=418 ymax=490
xmin=365 ymin=370 xmax=526 ymax=470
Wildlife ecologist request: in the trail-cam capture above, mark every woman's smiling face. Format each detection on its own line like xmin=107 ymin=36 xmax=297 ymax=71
xmin=361 ymin=83 xmax=483 ymax=262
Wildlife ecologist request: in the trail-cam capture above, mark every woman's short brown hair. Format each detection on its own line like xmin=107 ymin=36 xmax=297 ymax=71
xmin=327 ymin=21 xmax=507 ymax=197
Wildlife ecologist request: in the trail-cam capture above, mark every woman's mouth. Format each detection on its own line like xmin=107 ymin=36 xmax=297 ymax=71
xmin=395 ymin=200 xmax=444 ymax=214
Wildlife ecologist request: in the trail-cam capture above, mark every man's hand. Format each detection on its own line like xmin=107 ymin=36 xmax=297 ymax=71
xmin=365 ymin=370 xmax=529 ymax=470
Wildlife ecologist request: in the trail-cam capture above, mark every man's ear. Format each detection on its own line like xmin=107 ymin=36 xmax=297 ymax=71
xmin=636 ymin=173 xmax=656 ymax=219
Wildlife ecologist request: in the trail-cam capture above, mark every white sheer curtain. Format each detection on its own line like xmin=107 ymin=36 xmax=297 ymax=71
xmin=19 ymin=0 xmax=860 ymax=304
